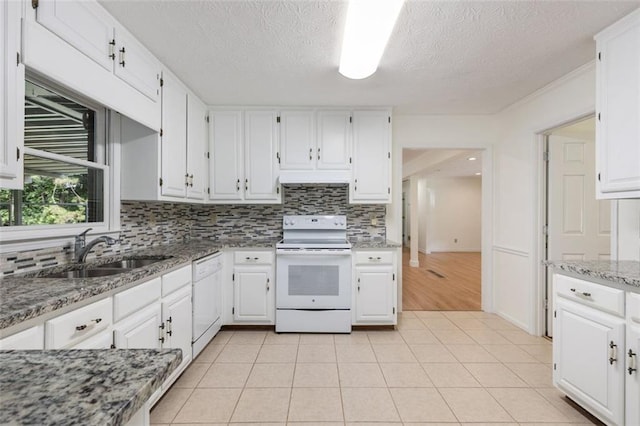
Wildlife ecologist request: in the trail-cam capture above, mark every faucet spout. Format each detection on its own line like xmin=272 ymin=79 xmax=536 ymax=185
xmin=75 ymin=233 xmax=118 ymax=263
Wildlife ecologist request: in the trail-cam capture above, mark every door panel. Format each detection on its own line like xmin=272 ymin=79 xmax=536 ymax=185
xmin=160 ymin=73 xmax=187 ymax=198
xmin=244 ymin=110 xmax=279 ymax=200
xmin=280 ymin=110 xmax=314 ymax=170
xmin=209 ymin=111 xmax=243 ymax=200
xmin=316 ymin=110 xmax=351 ymax=170
xmin=113 ymin=304 xmax=162 ymax=349
xmin=113 ymin=27 xmax=160 ymax=102
xmin=234 ymin=267 xmax=271 ymax=322
xmin=186 ymin=95 xmax=207 ymax=200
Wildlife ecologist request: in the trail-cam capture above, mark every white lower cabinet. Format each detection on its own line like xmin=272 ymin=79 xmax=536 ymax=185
xmin=113 ymin=303 xmax=163 ymax=350
xmin=0 ymin=325 xmax=43 ymax=350
xmin=45 ymin=297 xmax=113 ymax=349
xmin=161 ymin=285 xmax=193 ymax=380
xmin=72 ymin=329 xmax=113 ymax=349
xmin=233 ymin=266 xmax=273 ymax=323
xmin=627 ymin=292 xmax=640 ymax=425
xmin=353 ymin=250 xmax=397 ymax=325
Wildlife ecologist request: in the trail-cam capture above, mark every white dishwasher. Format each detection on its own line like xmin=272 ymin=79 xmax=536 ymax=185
xmin=192 ymin=252 xmax=223 ymax=358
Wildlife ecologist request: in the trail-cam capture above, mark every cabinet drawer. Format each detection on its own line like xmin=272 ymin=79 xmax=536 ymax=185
xmin=45 ymin=298 xmax=113 ymax=349
xmin=354 ymin=251 xmax=394 ymax=265
xmin=0 ymin=325 xmax=44 ymax=350
xmin=114 ymin=277 xmax=161 ymax=322
xmin=628 ymin=292 xmax=640 ymax=324
xmin=234 ymin=251 xmax=273 ymax=265
xmin=162 ymin=265 xmax=192 ymax=297
xmin=554 ymin=274 xmax=625 ymax=317
xmin=71 ymin=329 xmax=113 ymax=349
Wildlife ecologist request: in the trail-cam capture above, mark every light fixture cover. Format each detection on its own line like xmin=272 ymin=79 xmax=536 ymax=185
xmin=339 ymin=0 xmax=405 ymax=80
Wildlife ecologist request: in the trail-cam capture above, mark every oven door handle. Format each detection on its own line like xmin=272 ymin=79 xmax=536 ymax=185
xmin=276 ymin=250 xmax=352 ymax=256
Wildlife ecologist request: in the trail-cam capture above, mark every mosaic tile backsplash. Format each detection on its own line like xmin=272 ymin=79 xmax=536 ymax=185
xmin=2 ymin=185 xmax=386 ymax=275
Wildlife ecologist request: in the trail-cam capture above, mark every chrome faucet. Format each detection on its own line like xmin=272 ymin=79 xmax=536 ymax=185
xmin=74 ymin=228 xmax=118 ymax=263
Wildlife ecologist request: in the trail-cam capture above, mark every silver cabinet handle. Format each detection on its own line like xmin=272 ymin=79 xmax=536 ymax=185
xmin=75 ymin=318 xmax=102 ymax=331
xmin=317 ymin=147 xmax=320 ymax=160
xmin=159 ymin=322 xmax=165 ymax=343
xmin=236 ymin=179 xmax=240 ymax=192
xmin=119 ymin=47 xmax=126 ymax=67
xmin=266 ymin=278 xmax=270 ymax=291
xmin=309 ymin=147 xmax=313 ymax=161
xmin=108 ymin=39 xmax=116 ymax=60
xmin=570 ymin=288 xmax=591 ymax=297
xmin=189 ymin=174 xmax=194 ymax=187
xmin=166 ymin=316 xmax=173 ymax=336
xmin=629 ymin=349 xmax=637 ymax=375
xmin=609 ymin=341 xmax=618 ymax=365
xmin=245 ymin=178 xmax=248 ymax=191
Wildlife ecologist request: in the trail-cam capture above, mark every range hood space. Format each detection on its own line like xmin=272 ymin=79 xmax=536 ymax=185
xmin=278 ymin=170 xmax=351 ymax=184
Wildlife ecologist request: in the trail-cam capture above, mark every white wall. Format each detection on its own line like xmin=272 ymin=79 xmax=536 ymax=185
xmin=617 ymin=199 xmax=640 ymax=261
xmin=420 ymin=177 xmax=482 ymax=252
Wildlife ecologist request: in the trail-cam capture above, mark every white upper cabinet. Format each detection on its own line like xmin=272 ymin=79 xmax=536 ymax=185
xmin=316 ymin=110 xmax=351 ymax=170
xmin=186 ymin=95 xmax=208 ymax=200
xmin=350 ymin=110 xmax=392 ymax=203
xmin=280 ymin=110 xmax=315 ymax=170
xmin=160 ymin=72 xmax=188 ymax=198
xmin=208 ymin=111 xmax=244 ymax=201
xmin=113 ymin=27 xmax=161 ymax=102
xmin=0 ymin=0 xmax=24 ymax=190
xmin=244 ymin=110 xmax=281 ymax=201
xmin=595 ymin=9 xmax=640 ymax=199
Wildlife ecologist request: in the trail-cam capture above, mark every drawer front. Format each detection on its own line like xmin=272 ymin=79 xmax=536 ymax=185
xmin=234 ymin=251 xmax=273 ymax=265
xmin=0 ymin=325 xmax=45 ymax=350
xmin=354 ymin=251 xmax=394 ymax=265
xmin=162 ymin=265 xmax=192 ymax=297
xmin=554 ymin=274 xmax=625 ymax=317
xmin=71 ymin=329 xmax=113 ymax=349
xmin=628 ymin=292 xmax=640 ymax=324
xmin=45 ymin=298 xmax=113 ymax=349
xmin=114 ymin=277 xmax=161 ymax=322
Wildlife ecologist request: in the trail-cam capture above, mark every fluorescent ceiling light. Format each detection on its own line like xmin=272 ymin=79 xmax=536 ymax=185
xmin=339 ymin=0 xmax=405 ymax=80
xmin=468 ymin=157 xmax=477 ymax=161
xmin=475 ymin=172 xmax=482 ymax=176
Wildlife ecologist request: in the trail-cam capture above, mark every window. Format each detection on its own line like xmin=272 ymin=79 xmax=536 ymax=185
xmin=0 ymin=80 xmax=109 ymax=230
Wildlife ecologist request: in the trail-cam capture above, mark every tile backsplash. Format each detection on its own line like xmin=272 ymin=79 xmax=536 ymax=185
xmin=1 ymin=184 xmax=386 ymax=275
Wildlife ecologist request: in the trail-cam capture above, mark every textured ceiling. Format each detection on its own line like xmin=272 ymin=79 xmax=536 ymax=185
xmin=100 ymin=1 xmax=640 ymax=114
xmin=404 ymin=149 xmax=483 ymax=178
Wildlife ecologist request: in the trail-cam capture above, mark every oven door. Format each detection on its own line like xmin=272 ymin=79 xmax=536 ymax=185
xmin=276 ymin=249 xmax=351 ymax=309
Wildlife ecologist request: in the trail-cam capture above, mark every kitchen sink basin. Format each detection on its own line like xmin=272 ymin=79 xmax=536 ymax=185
xmin=94 ymin=256 xmax=173 ymax=269
xmin=40 ymin=268 xmax=132 ymax=279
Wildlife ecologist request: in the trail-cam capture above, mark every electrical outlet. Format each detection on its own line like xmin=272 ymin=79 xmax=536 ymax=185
xmin=371 ymin=217 xmax=378 ymax=226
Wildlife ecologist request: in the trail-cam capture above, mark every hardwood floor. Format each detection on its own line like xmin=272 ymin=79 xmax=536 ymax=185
xmin=402 ymin=248 xmax=481 ymax=311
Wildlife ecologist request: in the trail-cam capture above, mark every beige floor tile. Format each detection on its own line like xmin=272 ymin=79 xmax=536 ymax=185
xmin=432 ymin=328 xmax=475 ymax=345
xmin=150 ymin=387 xmax=193 ymax=424
xmin=535 ymin=387 xmax=597 ymax=423
xmin=421 ymin=318 xmax=459 ymax=330
xmin=172 ymin=362 xmax=209 ymax=388
xmin=399 ymin=329 xmax=439 ymax=344
xmin=397 ymin=318 xmax=427 ymax=330
xmin=288 ymin=388 xmax=344 ymax=422
xmin=413 ymin=311 xmax=446 ymax=319
xmin=379 ymin=363 xmax=433 ymax=387
xmin=421 ymin=363 xmax=481 ymax=388
xmin=367 ymin=330 xmax=406 ymax=344
xmin=193 ymin=343 xmax=224 ymax=363
xmin=225 ymin=424 xmax=284 ymax=426
xmin=256 ymin=344 xmax=298 ymax=363
xmin=345 ymin=423 xmax=403 ymax=426
xmin=398 ymin=310 xmax=418 ymax=318
xmin=334 ymin=331 xmax=370 ymax=345
xmin=464 ymin=363 xmax=528 ymax=387
xmin=506 ymin=362 xmax=553 ymax=388
xmin=290 ymin=423 xmax=344 ymax=426
xmin=451 ymin=318 xmax=490 ymax=330
xmin=460 ymin=424 xmax=517 ymax=426
xmin=245 ymin=363 xmax=295 ymax=388
xmin=336 ymin=344 xmax=377 ymax=363
xmin=210 ymin=330 xmax=234 ymax=344
xmin=173 ymin=388 xmax=241 ymax=423
xmin=469 ymin=311 xmax=500 ymax=319
xmin=165 ymin=423 xmax=228 ymax=426
xmin=497 ymin=329 xmax=550 ymax=345
xmin=446 ymin=344 xmax=500 ymax=363
xmin=443 ymin=311 xmax=478 ymax=319
xmin=464 ymin=328 xmax=511 ymax=345
xmin=197 ymin=363 xmax=252 ymax=388
xmin=439 ymin=388 xmax=514 ymax=423
xmin=338 ymin=363 xmax=387 ymax=387
xmin=409 ymin=344 xmax=457 ymax=363
xmin=297 ymin=344 xmax=336 ymax=363
xmin=481 ymin=317 xmax=521 ymax=330
xmin=488 ymin=388 xmax=573 ymax=423
xmin=293 ymin=363 xmax=340 ymax=387
xmin=341 ymin=388 xmax=400 ymax=422
xmin=230 ymin=388 xmax=291 ymax=422
xmin=372 ymin=343 xmax=418 ymax=363
xmin=482 ymin=344 xmax=540 ymax=363
xmin=263 ymin=332 xmax=300 ymax=345
xmin=299 ymin=333 xmax=335 ymax=345
xmin=390 ymin=387 xmax=457 ymax=422
xmin=519 ymin=343 xmax=553 ymax=363
xmin=215 ymin=344 xmax=261 ymax=363
xmin=227 ymin=330 xmax=267 ymax=345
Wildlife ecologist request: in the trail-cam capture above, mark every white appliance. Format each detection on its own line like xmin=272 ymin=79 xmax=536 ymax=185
xmin=192 ymin=252 xmax=223 ymax=357
xmin=276 ymin=215 xmax=352 ymax=333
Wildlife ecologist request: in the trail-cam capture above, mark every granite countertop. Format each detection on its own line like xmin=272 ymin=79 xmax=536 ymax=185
xmin=350 ymin=239 xmax=402 ymax=249
xmin=0 ymin=348 xmax=181 ymax=426
xmin=0 ymin=238 xmax=280 ymax=331
xmin=546 ymin=260 xmax=640 ymax=290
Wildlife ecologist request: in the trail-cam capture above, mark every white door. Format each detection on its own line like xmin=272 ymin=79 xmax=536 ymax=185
xmin=233 ymin=266 xmax=272 ymax=323
xmin=279 ymin=110 xmax=315 ymax=170
xmin=160 ymin=73 xmax=187 ymax=198
xmin=355 ymin=266 xmax=395 ymax=323
xmin=208 ymin=110 xmax=243 ymax=200
xmin=553 ymin=298 xmax=625 ymax=426
xmin=547 ymin=133 xmax=611 ymax=335
xmin=113 ymin=26 xmax=161 ymax=102
xmin=163 ymin=286 xmax=193 ymax=369
xmin=627 ymin=322 xmax=640 ymax=426
xmin=113 ymin=304 xmax=162 ymax=349
xmin=316 ymin=110 xmax=351 ymax=170
xmin=351 ymin=110 xmax=391 ymax=202
xmin=186 ymin=95 xmax=207 ymax=200
xmin=244 ymin=110 xmax=280 ymax=201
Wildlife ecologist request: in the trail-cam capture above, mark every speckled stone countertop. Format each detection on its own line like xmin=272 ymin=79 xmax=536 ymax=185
xmin=350 ymin=239 xmax=402 ymax=249
xmin=546 ymin=260 xmax=640 ymax=290
xmin=0 ymin=348 xmax=181 ymax=426
xmin=0 ymin=238 xmax=279 ymax=331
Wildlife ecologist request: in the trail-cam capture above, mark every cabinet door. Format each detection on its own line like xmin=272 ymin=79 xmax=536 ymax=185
xmin=244 ymin=110 xmax=280 ymax=200
xmin=596 ymin=16 xmax=640 ymax=197
xmin=163 ymin=286 xmax=193 ymax=368
xmin=35 ymin=0 xmax=115 ymax=72
xmin=71 ymin=329 xmax=113 ymax=349
xmin=279 ymin=110 xmax=315 ymax=170
xmin=186 ymin=95 xmax=207 ymax=200
xmin=355 ymin=266 xmax=395 ymax=323
xmin=351 ymin=110 xmax=391 ymax=203
xmin=553 ymin=298 xmax=625 ymax=425
xmin=0 ymin=325 xmax=44 ymax=350
xmin=233 ymin=266 xmax=272 ymax=323
xmin=160 ymin=72 xmax=187 ymax=198
xmin=209 ymin=111 xmax=243 ymax=200
xmin=627 ymin=323 xmax=640 ymax=426
xmin=113 ymin=26 xmax=161 ymax=103
xmin=113 ymin=303 xmax=162 ymax=350
xmin=0 ymin=0 xmax=24 ymax=190
xmin=317 ymin=110 xmax=351 ymax=170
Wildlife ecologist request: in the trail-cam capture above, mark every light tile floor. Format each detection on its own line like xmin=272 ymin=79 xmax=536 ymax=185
xmin=150 ymin=311 xmax=600 ymax=426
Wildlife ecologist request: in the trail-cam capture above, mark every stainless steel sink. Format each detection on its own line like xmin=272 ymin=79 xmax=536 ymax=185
xmin=94 ymin=257 xmax=172 ymax=269
xmin=40 ymin=268 xmax=132 ymax=279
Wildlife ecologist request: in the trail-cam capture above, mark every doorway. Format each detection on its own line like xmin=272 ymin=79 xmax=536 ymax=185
xmin=401 ymin=149 xmax=483 ymax=311
xmin=543 ymin=116 xmax=611 ymax=336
